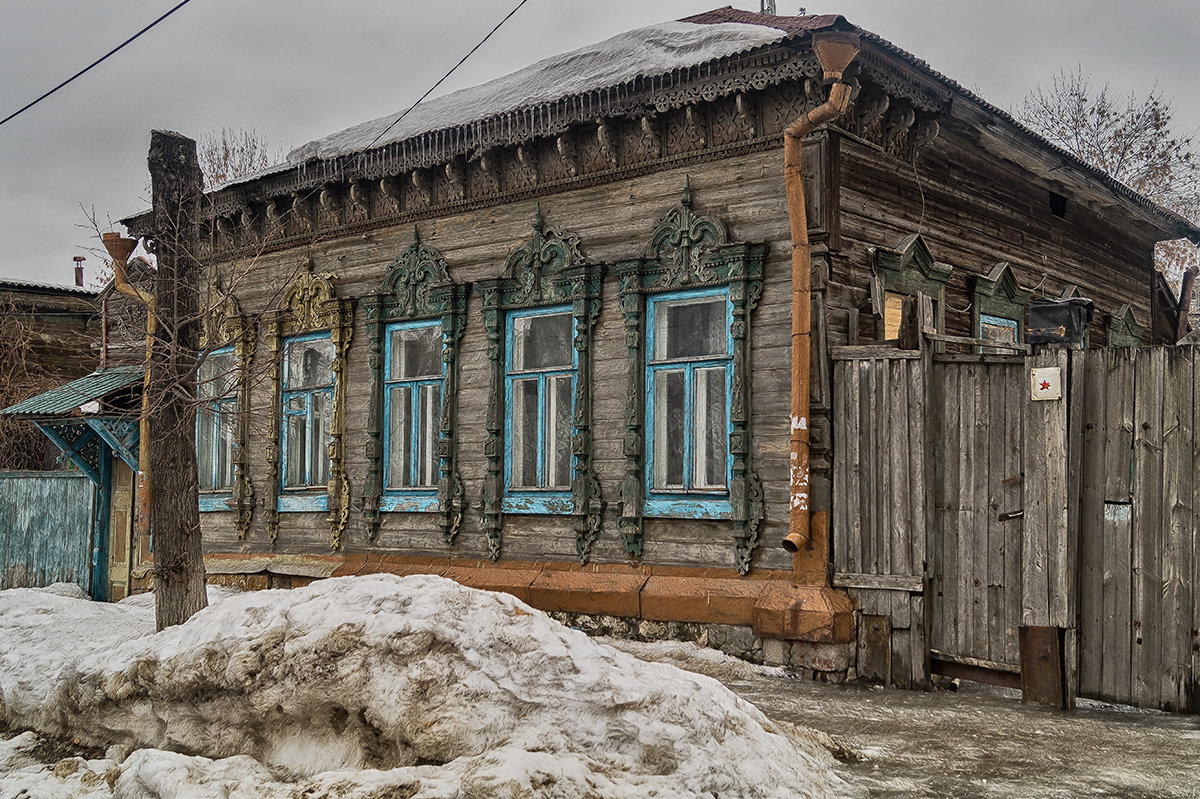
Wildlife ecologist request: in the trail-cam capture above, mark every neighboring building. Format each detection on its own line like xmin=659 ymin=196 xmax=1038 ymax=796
xmin=114 ymin=10 xmax=1199 ymax=675
xmin=0 ymin=278 xmax=99 ymax=469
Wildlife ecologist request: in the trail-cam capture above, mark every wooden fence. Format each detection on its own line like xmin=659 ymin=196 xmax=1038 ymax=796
xmin=832 ymin=345 xmax=1200 ymax=712
xmin=0 ymin=471 xmax=96 ymax=594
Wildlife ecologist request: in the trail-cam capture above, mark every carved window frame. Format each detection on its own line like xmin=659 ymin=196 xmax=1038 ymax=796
xmin=477 ymin=208 xmax=604 ymax=564
xmin=874 ymin=233 xmax=952 ymax=339
xmin=197 ymin=290 xmax=255 ymax=538
xmin=264 ymin=259 xmax=355 ymax=548
xmin=613 ymin=184 xmax=765 ymax=574
xmin=1107 ymin=304 xmax=1145 ymax=347
xmin=361 ymin=229 xmax=469 ymax=544
xmin=971 ymin=262 xmax=1030 ymax=353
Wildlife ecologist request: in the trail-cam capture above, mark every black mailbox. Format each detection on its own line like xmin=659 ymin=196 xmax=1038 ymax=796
xmin=1027 ymin=297 xmax=1095 ymax=344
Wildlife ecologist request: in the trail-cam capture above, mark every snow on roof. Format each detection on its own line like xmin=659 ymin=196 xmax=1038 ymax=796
xmin=286 ymin=21 xmax=786 ymax=164
xmin=0 ymin=575 xmax=840 ymax=797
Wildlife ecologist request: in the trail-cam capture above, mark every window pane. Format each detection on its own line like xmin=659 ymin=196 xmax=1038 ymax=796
xmin=217 ymin=405 xmax=236 ymax=489
xmin=417 ymin=384 xmax=440 ymax=487
xmin=198 ymin=350 xmax=237 ymax=399
xmin=389 ymin=326 xmax=442 ymax=380
xmin=546 ymin=375 xmax=573 ymax=489
xmin=285 ymin=412 xmax=307 ymax=487
xmin=387 ymin=386 xmax=412 ymax=488
xmin=511 ymin=378 xmax=539 ymax=487
xmin=286 ymin=338 xmax=333 ymax=390
xmin=311 ymin=392 xmax=331 ymax=487
xmin=654 ymin=297 xmax=725 ymax=360
xmin=883 ymin=292 xmax=905 ymax=340
xmin=694 ymin=367 xmax=727 ymax=490
xmin=653 ymin=369 xmax=686 ymax=489
xmin=512 ymin=312 xmax=573 ymax=371
xmin=197 ymin=406 xmax=215 ymax=489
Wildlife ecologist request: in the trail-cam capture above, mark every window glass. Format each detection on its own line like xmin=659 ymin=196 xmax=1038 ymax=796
xmin=505 ymin=308 xmax=575 ymax=496
xmin=197 ymin=347 xmax=237 ymax=494
xmin=389 ymin=326 xmax=442 ymax=380
xmin=654 ymin=296 xmax=725 ymax=360
xmin=647 ymin=291 xmax=731 ymax=499
xmin=286 ymin=338 xmax=333 ymax=390
xmin=980 ymin=314 xmax=1019 ymax=354
xmin=512 ymin=312 xmax=573 ymax=371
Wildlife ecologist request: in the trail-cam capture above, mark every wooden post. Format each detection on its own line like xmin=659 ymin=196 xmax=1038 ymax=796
xmin=147 ymin=130 xmax=207 ymax=630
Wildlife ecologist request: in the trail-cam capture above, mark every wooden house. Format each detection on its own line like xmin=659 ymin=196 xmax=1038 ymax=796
xmin=117 ymin=9 xmax=1199 ymax=677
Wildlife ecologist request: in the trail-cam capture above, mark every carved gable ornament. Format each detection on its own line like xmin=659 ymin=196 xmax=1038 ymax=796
xmin=499 ymin=205 xmax=589 ymax=305
xmin=381 ymin=227 xmax=454 ymax=318
xmin=279 ymin=258 xmax=343 ymax=337
xmin=645 ymin=181 xmax=729 ymax=288
xmin=1108 ymin=304 xmax=1145 ymax=347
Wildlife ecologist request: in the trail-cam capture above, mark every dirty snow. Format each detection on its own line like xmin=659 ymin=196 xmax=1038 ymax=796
xmin=0 ymin=576 xmax=838 ymax=798
xmin=285 ymin=21 xmax=785 ymax=164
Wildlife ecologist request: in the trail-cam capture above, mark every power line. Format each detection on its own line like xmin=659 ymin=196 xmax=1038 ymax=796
xmin=359 ymin=0 xmax=532 ymax=157
xmin=0 ymin=0 xmax=195 ymax=129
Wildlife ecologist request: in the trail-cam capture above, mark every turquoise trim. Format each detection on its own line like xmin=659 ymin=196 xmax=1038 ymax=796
xmin=644 ymin=286 xmax=733 ymax=518
xmin=503 ymin=304 xmax=575 ymax=514
xmin=279 ymin=330 xmax=334 ymax=512
xmin=381 ymin=319 xmax=441 ymax=509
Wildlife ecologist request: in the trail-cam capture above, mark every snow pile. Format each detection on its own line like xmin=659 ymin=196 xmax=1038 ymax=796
xmin=286 ymin=21 xmax=785 ymax=163
xmin=0 ymin=575 xmax=838 ymax=798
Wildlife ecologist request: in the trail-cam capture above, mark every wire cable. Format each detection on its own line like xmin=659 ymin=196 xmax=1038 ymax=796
xmin=0 ymin=0 xmax=195 ymax=129
xmin=357 ymin=0 xmax=532 ymax=157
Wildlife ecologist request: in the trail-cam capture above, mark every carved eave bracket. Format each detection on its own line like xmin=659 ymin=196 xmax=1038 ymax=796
xmin=361 ymin=228 xmax=469 ymax=544
xmin=479 ymin=208 xmax=604 ymax=563
xmin=264 ymin=259 xmax=355 ymax=548
xmin=616 ymin=185 xmax=766 ymax=572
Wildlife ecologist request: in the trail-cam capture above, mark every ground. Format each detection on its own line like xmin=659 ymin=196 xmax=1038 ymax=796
xmin=2 ymin=578 xmax=1200 ymax=796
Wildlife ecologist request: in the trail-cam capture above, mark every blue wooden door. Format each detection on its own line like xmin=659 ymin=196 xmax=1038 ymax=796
xmin=0 ymin=471 xmax=96 ymax=595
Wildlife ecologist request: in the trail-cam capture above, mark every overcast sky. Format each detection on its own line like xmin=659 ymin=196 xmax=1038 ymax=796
xmin=2 ymin=0 xmax=1197 ymax=288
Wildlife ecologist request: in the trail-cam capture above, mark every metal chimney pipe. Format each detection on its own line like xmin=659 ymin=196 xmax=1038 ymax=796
xmin=73 ymin=255 xmax=86 ymax=287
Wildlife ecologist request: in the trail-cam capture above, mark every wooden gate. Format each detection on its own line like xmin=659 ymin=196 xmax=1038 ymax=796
xmin=1074 ymin=347 xmax=1200 ymax=712
xmin=0 ymin=471 xmax=96 ymax=594
xmin=833 ymin=344 xmax=1200 ymax=711
xmin=928 ymin=355 xmax=1025 ymax=678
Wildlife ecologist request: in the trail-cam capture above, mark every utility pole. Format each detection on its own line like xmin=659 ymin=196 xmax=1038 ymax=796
xmin=146 ymin=129 xmax=207 ymax=630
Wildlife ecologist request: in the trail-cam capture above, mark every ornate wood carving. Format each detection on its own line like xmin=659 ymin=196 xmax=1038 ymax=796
xmin=263 ymin=258 xmax=355 ymax=548
xmin=199 ymin=281 xmax=257 ymax=539
xmin=615 ymin=184 xmax=766 ymax=571
xmin=361 ymin=228 xmax=469 ymax=542
xmin=478 ymin=207 xmax=604 ymax=563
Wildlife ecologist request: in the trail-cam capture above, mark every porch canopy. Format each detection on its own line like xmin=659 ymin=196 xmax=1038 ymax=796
xmin=0 ymin=365 xmax=143 ymax=484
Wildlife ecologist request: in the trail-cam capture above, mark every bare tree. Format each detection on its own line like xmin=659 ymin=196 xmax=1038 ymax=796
xmin=0 ymin=297 xmax=52 ymax=470
xmin=1017 ymin=66 xmax=1200 ymax=280
xmin=196 ymin=126 xmax=284 ymax=187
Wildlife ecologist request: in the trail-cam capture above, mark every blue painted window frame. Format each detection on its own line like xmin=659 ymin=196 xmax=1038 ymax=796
xmin=279 ymin=330 xmax=333 ymax=512
xmin=644 ymin=286 xmax=733 ymax=519
xmin=197 ymin=345 xmax=237 ymax=512
xmin=503 ymin=304 xmax=576 ymax=514
xmin=381 ymin=319 xmax=442 ymax=513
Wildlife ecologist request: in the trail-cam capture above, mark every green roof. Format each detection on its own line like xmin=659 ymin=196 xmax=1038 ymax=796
xmin=0 ymin=366 xmax=144 ymax=417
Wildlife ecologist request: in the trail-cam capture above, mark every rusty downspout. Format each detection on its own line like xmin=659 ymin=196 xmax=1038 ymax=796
xmin=782 ymin=32 xmax=861 ymax=564
xmin=102 ymin=232 xmax=155 ymax=546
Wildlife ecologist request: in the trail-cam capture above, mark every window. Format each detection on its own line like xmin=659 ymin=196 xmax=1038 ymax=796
xmin=645 ymin=288 xmax=731 ymax=516
xmin=382 ymin=321 xmax=443 ymax=510
xmin=280 ymin=332 xmax=333 ymax=508
xmin=197 ymin=347 xmax=237 ymax=509
xmin=504 ymin=306 xmax=575 ymax=511
xmin=979 ymin=313 xmax=1019 ymax=354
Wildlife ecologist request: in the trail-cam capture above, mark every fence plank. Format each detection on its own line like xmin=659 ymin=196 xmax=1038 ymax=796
xmin=1160 ymin=347 xmax=1193 ymax=711
xmin=1023 ymin=352 xmax=1051 ymax=626
xmin=862 ymin=360 xmax=878 ymax=576
xmin=1077 ymin=349 xmax=1108 ymax=696
xmin=1103 ymin=348 xmax=1136 ymax=503
xmin=1101 ymin=501 xmax=1134 ymax=705
xmin=1131 ymin=347 xmax=1165 ymax=709
xmin=832 ymin=360 xmax=851 ymax=574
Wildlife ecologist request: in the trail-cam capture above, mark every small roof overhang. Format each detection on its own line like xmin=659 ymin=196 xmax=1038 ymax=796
xmin=0 ymin=365 xmax=143 ymax=418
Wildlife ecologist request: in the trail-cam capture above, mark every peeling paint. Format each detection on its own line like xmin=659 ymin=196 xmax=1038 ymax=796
xmin=791 ymin=415 xmax=808 ymax=431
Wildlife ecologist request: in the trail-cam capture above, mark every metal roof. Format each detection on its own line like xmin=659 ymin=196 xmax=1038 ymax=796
xmin=0 ymin=366 xmax=143 ymax=417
